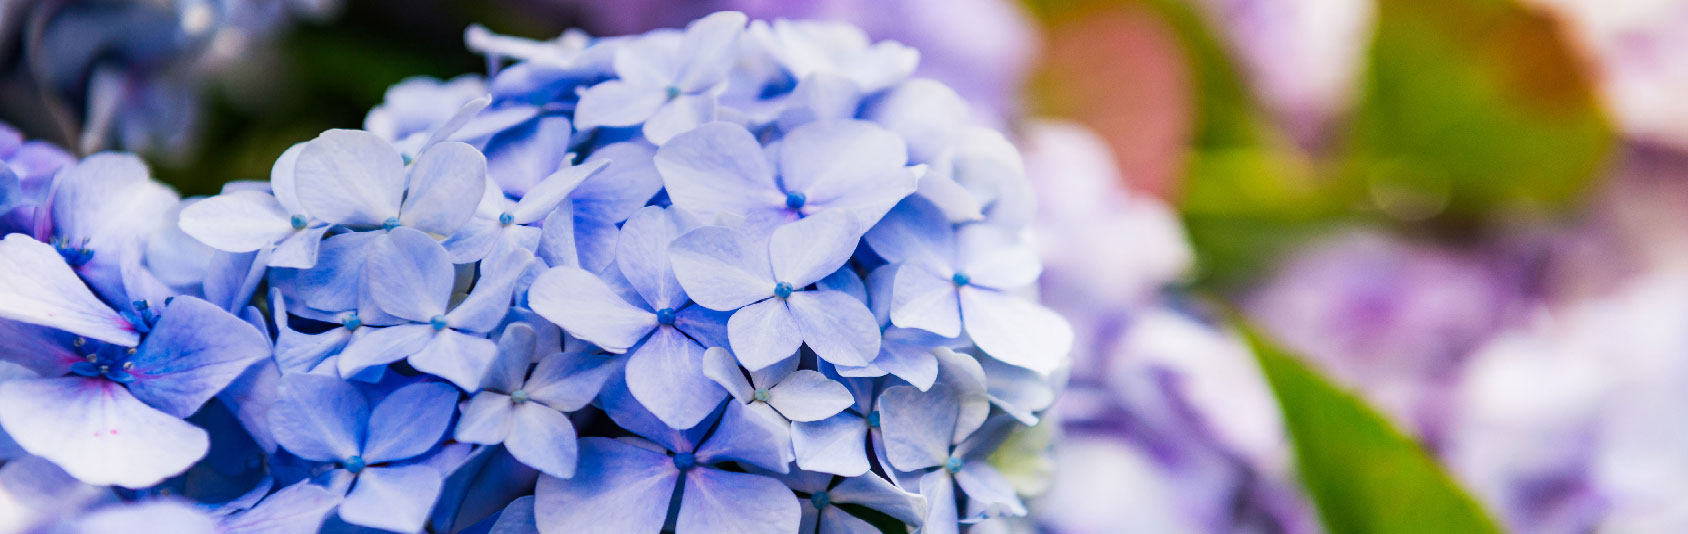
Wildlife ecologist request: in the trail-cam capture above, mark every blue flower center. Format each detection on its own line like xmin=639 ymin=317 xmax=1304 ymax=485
xmin=784 ymin=191 xmax=807 ymax=210
xmin=51 ymin=236 xmax=94 ymax=267
xmin=656 ymin=308 xmax=677 ymax=326
xmin=943 ymin=456 xmax=963 ymax=474
xmin=665 ymin=85 xmax=681 ymax=101
xmin=382 ymin=217 xmax=401 ymax=231
xmin=510 ymin=389 xmax=529 ymax=404
xmin=343 ymin=455 xmax=366 ymax=474
xmin=773 ymin=282 xmax=795 ymax=299
xmin=809 ymin=491 xmax=831 ymax=510
xmin=752 ymin=388 xmax=771 ymax=403
xmin=498 ymin=212 xmax=514 ymax=225
xmin=69 ymin=347 xmax=137 ymax=384
xmin=867 ymin=410 xmax=881 ymax=428
xmin=430 ymin=315 xmax=449 ymax=331
xmin=341 ymin=313 xmax=362 ymax=331
xmin=672 ymin=452 xmax=695 ymax=471
xmin=951 ymin=272 xmax=971 ymax=287
xmin=290 ymin=214 xmax=308 ymax=230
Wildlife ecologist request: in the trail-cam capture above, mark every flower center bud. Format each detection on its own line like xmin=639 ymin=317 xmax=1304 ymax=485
xmin=290 ymin=214 xmax=308 ymax=230
xmin=773 ymin=282 xmax=795 ymax=299
xmin=809 ymin=491 xmax=831 ymax=510
xmin=382 ymin=217 xmax=401 ymax=231
xmin=498 ymin=212 xmax=515 ymax=225
xmin=665 ymin=85 xmax=681 ymax=101
xmin=510 ymin=389 xmax=529 ymax=404
xmin=344 ymin=455 xmax=366 ymax=474
xmin=672 ymin=452 xmax=695 ymax=471
xmin=341 ymin=313 xmax=362 ymax=331
xmin=430 ymin=315 xmax=449 ymax=331
xmin=951 ymin=272 xmax=971 ymax=287
xmin=867 ymin=410 xmax=881 ymax=428
xmin=784 ymin=191 xmax=807 ymax=210
xmin=752 ymin=388 xmax=771 ymax=403
xmin=656 ymin=308 xmax=677 ymax=326
xmin=943 ymin=456 xmax=963 ymax=474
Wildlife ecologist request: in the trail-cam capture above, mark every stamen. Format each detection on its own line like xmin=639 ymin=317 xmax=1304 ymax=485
xmin=672 ymin=452 xmax=695 ymax=471
xmin=498 ymin=212 xmax=515 ymax=225
xmin=290 ymin=214 xmax=308 ymax=230
xmin=784 ymin=191 xmax=806 ymax=210
xmin=382 ymin=217 xmax=401 ymax=231
xmin=773 ymin=282 xmax=795 ymax=299
xmin=430 ymin=315 xmax=449 ymax=331
xmin=665 ymin=85 xmax=681 ymax=101
xmin=656 ymin=308 xmax=676 ymax=326
xmin=343 ymin=455 xmax=366 ymax=474
xmin=943 ymin=456 xmax=963 ymax=474
xmin=511 ymin=389 xmax=529 ymax=404
xmin=342 ymin=313 xmax=362 ymax=331
xmin=753 ymin=388 xmax=771 ymax=403
xmin=951 ymin=272 xmax=971 ymax=287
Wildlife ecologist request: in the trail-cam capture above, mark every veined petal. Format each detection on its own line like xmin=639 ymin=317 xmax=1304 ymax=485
xmin=505 ymin=403 xmax=580 ymax=479
xmin=335 ymin=324 xmax=435 ymax=382
xmin=48 ymin=152 xmax=177 ymax=264
xmin=956 ymin=224 xmax=1040 ymax=290
xmin=0 ymin=377 xmax=208 ymax=488
xmin=0 ymin=317 xmax=83 ymax=377
xmin=0 ymin=234 xmax=135 ymax=345
xmin=523 ymin=351 xmax=618 ymax=413
xmin=959 ymin=288 xmax=1072 ymax=375
xmin=127 ymin=297 xmax=269 ymax=418
xmin=510 ymin=159 xmax=609 ymax=225
xmin=778 ymin=120 xmax=910 ymax=214
xmin=408 ymin=330 xmax=498 ymax=392
xmin=269 ymin=224 xmax=329 ymax=269
xmin=216 ymin=479 xmax=342 ymax=534
xmin=878 ymin=384 xmax=958 ymax=472
xmin=863 ymin=197 xmax=957 ymax=274
xmin=767 ymin=370 xmax=854 ymax=422
xmin=676 ymin=467 xmax=800 ymax=534
xmin=615 ymin=206 xmax=694 ymax=311
xmin=268 ymin=373 xmax=367 ymax=462
xmin=655 ymin=122 xmax=783 ymax=220
xmin=364 ymin=380 xmax=458 ymax=463
xmin=672 ymin=11 xmax=747 ymax=92
xmin=337 ymin=464 xmax=443 ymax=533
xmin=701 ymin=346 xmax=754 ymax=404
xmin=694 ymin=401 xmax=792 ymax=473
xmin=528 ymin=265 xmax=656 ymax=353
xmin=792 ymin=412 xmax=870 ymax=476
xmin=534 ymin=437 xmax=679 ymax=534
xmin=829 ymin=473 xmax=926 ymax=526
xmin=573 ymin=80 xmax=667 ymax=131
xmin=626 ymin=327 xmax=726 ymax=430
xmin=400 ymin=141 xmax=488 ymax=236
xmin=726 ymin=299 xmax=801 ymax=372
xmin=769 ymin=211 xmax=864 ymax=288
xmin=293 ymin=129 xmax=405 ymax=226
xmin=642 ymin=95 xmax=715 ymax=146
xmin=669 ymin=226 xmax=776 ymax=311
xmin=454 ymin=392 xmax=515 ymax=445
xmin=366 ymin=228 xmax=455 ymax=323
xmin=786 ymin=290 xmax=880 ymax=368
xmin=482 ymin=323 xmax=535 ymax=393
xmin=177 ymin=191 xmax=295 ymax=253
xmin=889 ymin=266 xmax=962 ymax=338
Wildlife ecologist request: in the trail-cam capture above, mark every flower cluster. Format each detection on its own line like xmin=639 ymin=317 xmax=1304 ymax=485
xmin=0 ymin=11 xmax=1070 ymax=534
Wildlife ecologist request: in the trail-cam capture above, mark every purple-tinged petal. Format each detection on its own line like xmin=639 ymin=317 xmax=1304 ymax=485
xmin=980 ymin=355 xmax=1054 ymax=425
xmin=864 ymin=197 xmax=957 ymax=274
xmin=338 ymin=464 xmax=443 ymax=533
xmin=0 ymin=317 xmax=82 ymax=376
xmin=879 ymin=384 xmax=958 ymax=472
xmin=269 ymin=373 xmax=367 ymax=462
xmin=127 ymin=297 xmax=269 ymax=418
xmin=293 ymin=130 xmax=405 ymax=226
xmin=626 ymin=327 xmax=727 ymax=429
xmin=219 ymin=359 xmax=282 ymax=453
xmin=959 ymin=288 xmax=1071 ymax=374
xmin=839 ymin=328 xmax=943 ymax=391
xmin=449 ymin=246 xmax=531 ymax=334
xmin=489 ymin=495 xmax=538 ymax=534
xmin=933 ymin=348 xmax=991 ymax=443
xmin=643 ymin=95 xmax=716 ymax=145
xmin=768 ymin=211 xmax=863 ymax=288
xmin=694 ymin=401 xmax=792 ymax=473
xmin=890 ymin=266 xmax=962 ymax=338
xmin=422 ymin=97 xmax=492 ymax=150
xmin=786 ymin=290 xmax=880 ymax=368
xmin=409 ymin=330 xmax=498 ymax=392
xmin=830 ymin=473 xmax=926 ymax=526
xmin=674 ymin=304 xmax=731 ymax=348
xmin=0 ymin=234 xmax=135 ymax=345
xmin=506 ymin=403 xmax=579 ymax=479
xmin=455 ymin=392 xmax=515 ymax=445
xmin=916 ymin=471 xmax=960 ymax=534
xmin=749 ymin=353 xmax=799 ymax=392
xmin=217 ymin=479 xmax=342 ymax=534
xmin=486 ymin=116 xmax=574 ymax=196
xmin=483 ymin=324 xmax=535 ymax=393
xmin=510 ymin=160 xmax=609 ymax=225
xmin=336 ymin=324 xmax=436 ymax=378
xmin=777 ymin=73 xmax=863 ymax=131
xmin=669 ymin=226 xmax=777 ymax=311
xmin=48 ymin=152 xmax=177 ymax=267
xmin=818 ymin=508 xmax=880 ymax=534
xmin=400 ymin=141 xmax=488 ymax=236
xmin=792 ymin=412 xmax=870 ymax=476
xmin=954 ymin=462 xmax=1026 ymax=520
xmin=778 ymin=120 xmax=911 ymax=216
xmin=867 ymin=79 xmax=969 ymax=163
xmin=0 ymin=377 xmax=207 ymax=488
xmin=727 ymin=299 xmax=802 ymax=371
xmin=701 ymin=346 xmax=754 ymax=403
xmin=364 ymin=380 xmax=458 ymax=463
xmin=574 ymin=80 xmax=667 ymax=131
xmin=524 ymin=351 xmax=618 ymax=412
xmin=656 ymin=122 xmax=783 ymax=219
xmin=768 ymin=370 xmax=854 ymax=423
xmin=537 ymin=203 xmax=579 ymax=268
xmin=367 ymin=227 xmax=454 ymax=322
xmin=677 ymin=467 xmax=799 ymax=534
xmin=672 ymin=11 xmax=747 ymax=92
xmin=616 ymin=206 xmax=695 ymax=311
xmin=528 ymin=265 xmax=656 ymax=353
xmin=293 ymin=231 xmax=378 ymax=313
xmin=573 ymin=141 xmax=664 ymax=223
xmin=268 ymin=224 xmax=329 ymax=269
xmin=597 ymin=374 xmax=697 ymax=452
xmin=178 ymin=191 xmax=294 ymax=253
xmin=955 ymin=224 xmax=1039 ymax=290
xmin=534 ymin=437 xmax=679 ymax=534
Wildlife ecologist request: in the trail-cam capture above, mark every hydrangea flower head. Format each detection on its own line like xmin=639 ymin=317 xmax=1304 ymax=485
xmin=0 ymin=12 xmax=1070 ymax=533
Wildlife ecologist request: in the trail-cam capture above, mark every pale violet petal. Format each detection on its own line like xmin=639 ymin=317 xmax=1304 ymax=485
xmin=408 ymin=330 xmax=499 ymax=392
xmin=669 ymin=226 xmax=776 ymax=311
xmin=534 ymin=437 xmax=678 ymax=534
xmin=337 ymin=464 xmax=443 ymax=533
xmin=767 ymin=370 xmax=855 ymax=422
xmin=959 ymin=288 xmax=1072 ymax=375
xmin=768 ymin=210 xmax=864 ymax=288
xmin=527 ymin=265 xmax=656 ymax=353
xmin=786 ymin=290 xmax=880 ymax=368
xmin=177 ymin=191 xmax=295 ymax=253
xmin=792 ymin=412 xmax=870 ymax=476
xmin=655 ymin=122 xmax=783 ymax=220
xmin=625 ymin=327 xmax=726 ymax=430
xmin=676 ymin=468 xmax=800 ymax=534
xmin=505 ymin=403 xmax=580 ymax=479
xmin=878 ymin=384 xmax=958 ymax=472
xmin=268 ymin=373 xmax=368 ymax=462
xmin=363 ymin=381 xmax=458 ymax=463
xmin=726 ymin=299 xmax=802 ymax=371
xmin=889 ymin=266 xmax=962 ymax=338
xmin=0 ymin=234 xmax=135 ymax=346
xmin=293 ymin=129 xmax=405 ymax=226
xmin=400 ymin=141 xmax=488 ymax=236
xmin=0 ymin=377 xmax=207 ymax=488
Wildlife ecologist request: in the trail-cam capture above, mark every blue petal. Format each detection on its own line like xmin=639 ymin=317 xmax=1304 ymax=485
xmin=863 ymin=197 xmax=957 ymax=274
xmin=269 ymin=142 xmax=307 ymax=215
xmin=363 ymin=380 xmax=459 ymax=463
xmin=676 ymin=467 xmax=800 ymax=534
xmin=0 ymin=377 xmax=207 ymax=488
xmin=655 ymin=122 xmax=783 ymax=221
xmin=489 ymin=495 xmax=539 ymax=534
xmin=506 ymin=403 xmax=580 ymax=479
xmin=217 ymin=479 xmax=342 ymax=534
xmin=76 ymin=501 xmax=216 ymax=533
xmin=448 ymin=245 xmax=532 ymax=334
xmin=177 ymin=191 xmax=295 ymax=253
xmin=338 ymin=464 xmax=444 ymax=533
xmin=46 ymin=153 xmax=177 ymax=289
xmin=483 ymin=323 xmax=535 ymax=393
xmin=534 ymin=437 xmax=679 ymax=534
xmin=792 ymin=412 xmax=870 ymax=476
xmin=454 ymin=391 xmax=514 ymax=445
xmin=669 ymin=226 xmax=777 ymax=311
xmin=672 ymin=11 xmax=747 ymax=92
xmin=269 ymin=224 xmax=329 ymax=269
xmin=890 ymin=266 xmax=962 ymax=338
xmin=878 ymin=384 xmax=958 ymax=472
xmin=726 ymin=299 xmax=802 ymax=371
xmin=127 ymin=297 xmax=270 ymax=418
xmin=786 ymin=290 xmax=880 ymax=368
xmin=767 ymin=370 xmax=855 ymax=422
xmin=701 ymin=346 xmax=753 ymax=403
xmin=367 ymin=227 xmax=455 ymax=322
xmin=777 ymin=120 xmax=912 ymax=220
xmin=980 ymin=355 xmax=1055 ymax=425
xmin=400 ymin=141 xmax=488 ymax=236
xmin=523 ymin=351 xmax=618 ymax=413
xmin=408 ymin=330 xmax=499 ymax=392
xmin=268 ymin=373 xmax=369 ymax=463
xmin=915 ymin=470 xmax=960 ymax=534
xmin=336 ymin=324 xmax=436 ymax=379
xmin=573 ymin=142 xmax=665 ymax=224
xmin=596 ymin=374 xmax=700 ymax=453
xmin=0 ymin=317 xmax=84 ymax=377
xmin=694 ymin=401 xmax=792 ymax=473
xmin=954 ymin=462 xmax=1026 ymax=521
xmin=865 ymin=79 xmax=969 ymax=163
xmin=625 ymin=327 xmax=726 ymax=429
xmin=642 ymin=95 xmax=716 ymax=145
xmin=955 ymin=224 xmax=1040 ymax=290
xmin=959 ymin=288 xmax=1072 ymax=375
xmin=673 ymin=304 xmax=731 ymax=351
xmin=510 ymin=160 xmax=609 ymax=224
xmin=485 ymin=115 xmax=574 ymax=196
xmin=293 ymin=129 xmax=406 ymax=226
xmin=829 ymin=473 xmax=926 ymax=526
xmin=573 ymin=80 xmax=667 ymax=131
xmin=768 ymin=211 xmax=864 ymax=288
xmin=615 ymin=206 xmax=695 ymax=311
xmin=528 ymin=265 xmax=656 ymax=353
xmin=0 ymin=234 xmax=136 ymax=345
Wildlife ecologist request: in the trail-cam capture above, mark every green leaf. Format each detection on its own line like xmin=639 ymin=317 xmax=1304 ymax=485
xmin=1238 ymin=323 xmax=1503 ymax=534
xmin=1345 ymin=0 xmax=1615 ymax=218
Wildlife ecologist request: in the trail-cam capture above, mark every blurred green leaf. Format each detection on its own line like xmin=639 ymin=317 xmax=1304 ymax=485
xmin=1345 ymin=0 xmax=1614 ymax=218
xmin=1239 ymin=322 xmax=1503 ymax=534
